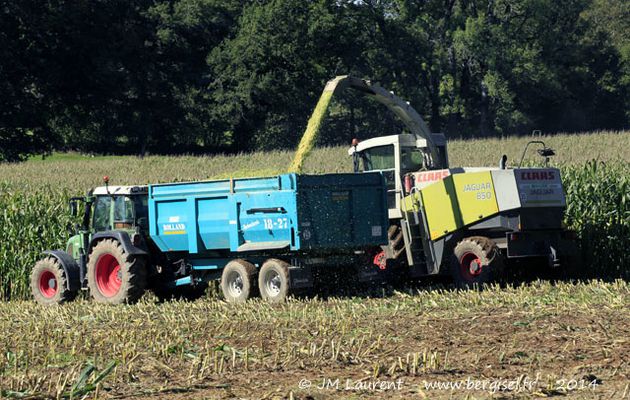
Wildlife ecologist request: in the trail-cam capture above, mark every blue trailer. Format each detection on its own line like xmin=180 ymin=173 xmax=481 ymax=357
xmin=30 ymin=173 xmax=389 ymax=304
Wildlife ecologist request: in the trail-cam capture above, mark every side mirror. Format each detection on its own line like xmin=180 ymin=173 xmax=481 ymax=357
xmin=69 ymin=201 xmax=78 ymax=217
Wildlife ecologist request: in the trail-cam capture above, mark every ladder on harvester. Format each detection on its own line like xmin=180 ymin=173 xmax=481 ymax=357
xmin=397 ymin=189 xmax=439 ymax=276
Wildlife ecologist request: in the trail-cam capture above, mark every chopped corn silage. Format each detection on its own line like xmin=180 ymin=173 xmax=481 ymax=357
xmin=288 ymin=90 xmax=334 ymax=173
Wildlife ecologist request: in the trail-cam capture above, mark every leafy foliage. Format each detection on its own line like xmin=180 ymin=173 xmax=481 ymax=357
xmin=0 ymin=0 xmax=628 ymax=160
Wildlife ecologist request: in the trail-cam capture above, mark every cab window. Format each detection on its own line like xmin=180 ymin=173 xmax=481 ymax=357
xmin=114 ymin=196 xmax=134 ymax=222
xmin=113 ymin=196 xmax=136 ymax=229
xmin=93 ymin=196 xmax=112 ymax=231
xmin=400 ymin=147 xmax=426 ymax=172
xmin=362 ymin=145 xmax=395 ymax=171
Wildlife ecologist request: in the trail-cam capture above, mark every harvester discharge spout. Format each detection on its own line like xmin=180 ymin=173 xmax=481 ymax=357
xmin=289 ymin=75 xmax=441 ymax=173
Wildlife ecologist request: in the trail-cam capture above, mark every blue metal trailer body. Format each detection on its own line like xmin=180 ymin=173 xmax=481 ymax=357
xmin=148 ymin=173 xmax=389 ymax=259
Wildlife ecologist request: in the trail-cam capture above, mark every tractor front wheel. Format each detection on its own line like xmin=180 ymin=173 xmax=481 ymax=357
xmin=31 ymin=257 xmax=77 ymax=305
xmin=451 ymin=236 xmax=504 ymax=289
xmin=87 ymin=239 xmax=147 ymax=304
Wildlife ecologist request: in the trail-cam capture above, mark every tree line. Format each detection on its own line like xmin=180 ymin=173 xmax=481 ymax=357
xmin=1 ymin=0 xmax=628 ymax=161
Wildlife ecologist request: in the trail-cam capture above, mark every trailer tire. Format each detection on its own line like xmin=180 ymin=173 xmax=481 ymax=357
xmin=451 ymin=237 xmax=504 ymax=289
xmin=31 ymin=257 xmax=77 ymax=305
xmin=259 ymin=259 xmax=291 ymax=303
xmin=87 ymin=239 xmax=147 ymax=304
xmin=221 ymin=260 xmax=257 ymax=303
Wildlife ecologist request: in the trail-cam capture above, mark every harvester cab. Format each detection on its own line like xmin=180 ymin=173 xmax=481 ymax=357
xmin=348 ymin=133 xmax=448 ymax=218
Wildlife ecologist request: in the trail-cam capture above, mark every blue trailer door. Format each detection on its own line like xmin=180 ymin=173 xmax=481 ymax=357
xmin=234 ymin=190 xmax=297 ymax=251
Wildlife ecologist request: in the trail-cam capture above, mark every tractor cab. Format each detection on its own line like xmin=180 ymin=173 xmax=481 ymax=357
xmin=90 ymin=185 xmax=149 ymax=233
xmin=64 ymin=183 xmax=149 ymax=261
xmin=348 ymin=133 xmax=449 ymax=218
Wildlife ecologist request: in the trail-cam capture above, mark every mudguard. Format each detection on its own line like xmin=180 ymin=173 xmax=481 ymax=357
xmin=89 ymin=231 xmax=148 ymax=256
xmin=42 ymin=250 xmax=81 ymax=292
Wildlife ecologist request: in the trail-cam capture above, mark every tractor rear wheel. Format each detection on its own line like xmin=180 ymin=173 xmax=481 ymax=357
xmin=220 ymin=260 xmax=257 ymax=303
xmin=87 ymin=239 xmax=147 ymax=304
xmin=31 ymin=257 xmax=77 ymax=305
xmin=259 ymin=259 xmax=291 ymax=303
xmin=451 ymin=236 xmax=504 ymax=288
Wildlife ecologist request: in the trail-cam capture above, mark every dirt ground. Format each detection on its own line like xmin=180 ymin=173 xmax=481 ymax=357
xmin=126 ymin=309 xmax=628 ymax=399
xmin=1 ymin=281 xmax=628 ymax=399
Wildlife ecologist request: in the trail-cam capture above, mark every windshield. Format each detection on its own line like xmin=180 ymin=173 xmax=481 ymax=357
xmin=361 ymin=145 xmax=395 ymax=171
xmin=400 ymin=146 xmax=426 ymax=172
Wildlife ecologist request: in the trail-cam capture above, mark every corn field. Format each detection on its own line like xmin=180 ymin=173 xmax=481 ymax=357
xmin=1 ymin=131 xmax=629 ymax=300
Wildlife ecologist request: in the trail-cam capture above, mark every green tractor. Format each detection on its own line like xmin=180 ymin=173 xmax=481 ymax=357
xmin=31 ymin=180 xmax=168 ymax=304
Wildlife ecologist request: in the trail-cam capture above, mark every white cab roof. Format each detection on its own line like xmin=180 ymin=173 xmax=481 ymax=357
xmin=92 ymin=185 xmax=148 ymax=195
xmin=348 ymin=133 xmax=446 ymax=155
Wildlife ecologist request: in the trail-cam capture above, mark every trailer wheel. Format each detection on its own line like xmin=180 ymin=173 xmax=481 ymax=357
xmin=30 ymin=257 xmax=77 ymax=305
xmin=451 ymin=237 xmax=504 ymax=288
xmin=221 ymin=260 xmax=257 ymax=303
xmin=259 ymin=259 xmax=291 ymax=303
xmin=87 ymin=239 xmax=147 ymax=304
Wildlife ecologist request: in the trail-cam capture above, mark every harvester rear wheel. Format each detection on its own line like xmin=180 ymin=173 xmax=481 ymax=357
xmin=451 ymin=237 xmax=504 ymax=289
xmin=259 ymin=259 xmax=291 ymax=303
xmin=87 ymin=239 xmax=147 ymax=304
xmin=30 ymin=257 xmax=77 ymax=305
xmin=220 ymin=259 xmax=257 ymax=303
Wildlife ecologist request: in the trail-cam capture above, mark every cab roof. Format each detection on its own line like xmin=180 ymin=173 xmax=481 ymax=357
xmin=347 ymin=133 xmax=447 ymax=155
xmin=92 ymin=185 xmax=148 ymax=195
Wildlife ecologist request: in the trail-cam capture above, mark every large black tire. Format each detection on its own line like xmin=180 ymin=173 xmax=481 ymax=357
xmin=30 ymin=257 xmax=77 ymax=305
xmin=220 ymin=259 xmax=257 ymax=303
xmin=451 ymin=236 xmax=504 ymax=289
xmin=153 ymin=282 xmax=208 ymax=302
xmin=258 ymin=259 xmax=291 ymax=303
xmin=87 ymin=239 xmax=147 ymax=304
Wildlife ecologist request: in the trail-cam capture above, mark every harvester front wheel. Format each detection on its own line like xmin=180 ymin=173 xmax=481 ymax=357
xmin=451 ymin=237 xmax=504 ymax=288
xmin=31 ymin=257 xmax=77 ymax=305
xmin=259 ymin=259 xmax=291 ymax=303
xmin=221 ymin=260 xmax=257 ymax=303
xmin=87 ymin=239 xmax=147 ymax=304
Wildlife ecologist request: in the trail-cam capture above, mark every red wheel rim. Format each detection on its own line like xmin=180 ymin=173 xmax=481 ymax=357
xmin=95 ymin=254 xmax=122 ymax=297
xmin=373 ymin=251 xmax=387 ymax=270
xmin=39 ymin=270 xmax=58 ymax=298
xmin=460 ymin=252 xmax=483 ymax=281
